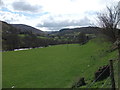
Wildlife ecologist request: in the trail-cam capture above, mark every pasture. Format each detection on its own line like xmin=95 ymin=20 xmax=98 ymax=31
xmin=2 ymin=39 xmax=117 ymax=88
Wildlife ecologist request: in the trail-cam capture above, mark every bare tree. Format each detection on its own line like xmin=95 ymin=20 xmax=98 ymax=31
xmin=98 ymin=2 xmax=120 ymax=60
xmin=98 ymin=4 xmax=120 ymax=42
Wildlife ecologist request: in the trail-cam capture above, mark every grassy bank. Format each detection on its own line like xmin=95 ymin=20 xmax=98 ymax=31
xmin=3 ymin=39 xmax=117 ymax=88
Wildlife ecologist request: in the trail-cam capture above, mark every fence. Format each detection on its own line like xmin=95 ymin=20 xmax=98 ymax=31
xmin=87 ymin=59 xmax=118 ymax=89
xmin=72 ymin=59 xmax=119 ymax=89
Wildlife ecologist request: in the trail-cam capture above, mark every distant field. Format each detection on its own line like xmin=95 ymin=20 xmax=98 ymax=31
xmin=2 ymin=39 xmax=117 ymax=88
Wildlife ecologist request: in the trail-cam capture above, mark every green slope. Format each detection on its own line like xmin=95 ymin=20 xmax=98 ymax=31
xmin=2 ymin=39 xmax=117 ymax=88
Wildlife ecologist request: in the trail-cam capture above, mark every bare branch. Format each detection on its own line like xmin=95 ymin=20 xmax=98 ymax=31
xmin=98 ymin=3 xmax=120 ymax=43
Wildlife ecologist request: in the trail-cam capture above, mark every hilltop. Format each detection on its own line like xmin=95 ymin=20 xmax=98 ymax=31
xmin=11 ymin=24 xmax=43 ymax=35
xmin=50 ymin=27 xmax=101 ymax=35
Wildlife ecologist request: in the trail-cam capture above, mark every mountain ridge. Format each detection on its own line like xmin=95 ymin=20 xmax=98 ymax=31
xmin=11 ymin=24 xmax=43 ymax=35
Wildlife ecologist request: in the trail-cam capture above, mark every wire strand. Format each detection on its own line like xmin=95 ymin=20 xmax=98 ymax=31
xmin=87 ymin=65 xmax=110 ymax=88
xmin=101 ymin=60 xmax=118 ymax=88
xmin=100 ymin=76 xmax=111 ymax=88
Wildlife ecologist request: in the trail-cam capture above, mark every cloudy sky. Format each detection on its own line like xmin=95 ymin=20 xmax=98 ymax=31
xmin=0 ymin=0 xmax=119 ymax=31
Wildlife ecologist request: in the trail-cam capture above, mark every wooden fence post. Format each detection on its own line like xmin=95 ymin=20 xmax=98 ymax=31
xmin=110 ymin=60 xmax=116 ymax=90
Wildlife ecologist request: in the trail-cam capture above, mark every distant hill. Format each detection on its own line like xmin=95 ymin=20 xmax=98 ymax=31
xmin=11 ymin=24 xmax=43 ymax=35
xmin=60 ymin=27 xmax=101 ymax=34
xmin=49 ymin=26 xmax=102 ymax=35
xmin=1 ymin=21 xmax=20 ymax=33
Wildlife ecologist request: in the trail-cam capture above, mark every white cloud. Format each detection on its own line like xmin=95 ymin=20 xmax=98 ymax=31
xmin=36 ymin=15 xmax=93 ymax=31
xmin=0 ymin=11 xmax=30 ymax=24
xmin=0 ymin=0 xmax=120 ymax=31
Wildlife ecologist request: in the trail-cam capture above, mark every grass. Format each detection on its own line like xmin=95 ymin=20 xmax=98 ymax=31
xmin=2 ymin=39 xmax=117 ymax=88
xmin=18 ymin=34 xmax=26 ymax=37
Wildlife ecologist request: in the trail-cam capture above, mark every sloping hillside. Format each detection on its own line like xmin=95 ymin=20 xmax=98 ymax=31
xmin=1 ymin=21 xmax=19 ymax=33
xmin=3 ymin=39 xmax=117 ymax=88
xmin=12 ymin=24 xmax=43 ymax=35
xmin=50 ymin=27 xmax=101 ymax=35
xmin=60 ymin=27 xmax=101 ymax=33
xmin=1 ymin=21 xmax=20 ymax=51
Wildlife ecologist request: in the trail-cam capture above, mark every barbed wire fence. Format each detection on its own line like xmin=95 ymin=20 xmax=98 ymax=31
xmin=86 ymin=59 xmax=118 ymax=89
xmin=100 ymin=59 xmax=118 ymax=89
xmin=87 ymin=65 xmax=110 ymax=88
xmin=112 ymin=59 xmax=119 ymax=88
xmin=71 ymin=58 xmax=118 ymax=89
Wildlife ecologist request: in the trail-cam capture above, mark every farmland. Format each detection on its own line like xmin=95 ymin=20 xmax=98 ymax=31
xmin=2 ymin=39 xmax=117 ymax=88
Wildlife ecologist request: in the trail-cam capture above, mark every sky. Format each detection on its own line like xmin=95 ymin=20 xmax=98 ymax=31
xmin=0 ymin=0 xmax=120 ymax=31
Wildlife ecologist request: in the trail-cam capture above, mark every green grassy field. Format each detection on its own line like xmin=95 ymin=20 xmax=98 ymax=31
xmin=2 ymin=39 xmax=117 ymax=88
